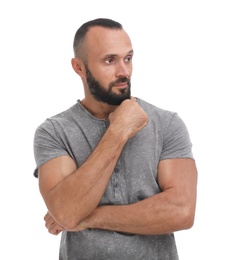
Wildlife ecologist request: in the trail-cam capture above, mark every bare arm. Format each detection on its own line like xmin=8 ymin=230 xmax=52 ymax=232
xmin=75 ymin=158 xmax=197 ymax=235
xmin=39 ymin=99 xmax=148 ymax=230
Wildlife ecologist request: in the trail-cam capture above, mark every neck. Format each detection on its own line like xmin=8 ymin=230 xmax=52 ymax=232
xmin=80 ymin=98 xmax=117 ymax=120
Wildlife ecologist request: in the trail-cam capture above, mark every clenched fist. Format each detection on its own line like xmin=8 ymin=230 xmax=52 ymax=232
xmin=108 ymin=98 xmax=148 ymax=140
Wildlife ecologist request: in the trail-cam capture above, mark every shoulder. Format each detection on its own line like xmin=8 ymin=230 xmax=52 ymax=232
xmin=137 ymin=98 xmax=174 ymax=115
xmin=35 ymin=103 xmax=80 ymax=133
xmin=137 ymin=98 xmax=178 ymax=127
xmin=137 ymin=98 xmax=191 ymax=144
xmin=137 ymin=99 xmax=193 ymax=159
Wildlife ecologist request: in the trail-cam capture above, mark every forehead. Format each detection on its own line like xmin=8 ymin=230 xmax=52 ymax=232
xmin=85 ymin=26 xmax=133 ymax=57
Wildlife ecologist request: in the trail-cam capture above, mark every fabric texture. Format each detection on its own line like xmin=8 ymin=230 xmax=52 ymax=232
xmin=33 ymin=98 xmax=193 ymax=260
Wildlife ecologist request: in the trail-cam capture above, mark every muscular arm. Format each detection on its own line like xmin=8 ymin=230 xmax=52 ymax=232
xmin=38 ymin=99 xmax=148 ymax=230
xmin=76 ymin=158 xmax=197 ymax=235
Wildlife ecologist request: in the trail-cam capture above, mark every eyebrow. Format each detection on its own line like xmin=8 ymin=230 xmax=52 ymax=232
xmin=103 ymin=49 xmax=134 ymax=58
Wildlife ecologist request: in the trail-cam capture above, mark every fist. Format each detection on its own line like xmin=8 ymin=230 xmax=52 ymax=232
xmin=109 ymin=98 xmax=148 ymax=139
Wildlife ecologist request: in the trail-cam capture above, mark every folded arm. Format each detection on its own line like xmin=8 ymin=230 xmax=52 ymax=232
xmin=38 ymin=99 xmax=148 ymax=231
xmin=74 ymin=158 xmax=198 ymax=235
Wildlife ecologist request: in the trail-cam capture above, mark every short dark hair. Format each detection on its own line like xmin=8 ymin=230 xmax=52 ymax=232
xmin=73 ymin=18 xmax=123 ymax=59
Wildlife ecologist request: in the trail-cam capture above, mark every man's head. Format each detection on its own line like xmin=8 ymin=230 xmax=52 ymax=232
xmin=73 ymin=18 xmax=123 ymax=60
xmin=71 ymin=18 xmax=133 ymax=106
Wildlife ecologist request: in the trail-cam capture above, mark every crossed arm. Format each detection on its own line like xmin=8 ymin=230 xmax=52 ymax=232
xmin=38 ymin=100 xmax=198 ymax=236
xmin=42 ymin=157 xmax=197 ymax=236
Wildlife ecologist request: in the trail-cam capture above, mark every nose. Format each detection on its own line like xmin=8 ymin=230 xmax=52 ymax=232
xmin=115 ymin=60 xmax=130 ymax=78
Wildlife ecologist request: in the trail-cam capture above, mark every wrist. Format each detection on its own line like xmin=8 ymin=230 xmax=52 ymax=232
xmin=107 ymin=124 xmax=129 ymax=144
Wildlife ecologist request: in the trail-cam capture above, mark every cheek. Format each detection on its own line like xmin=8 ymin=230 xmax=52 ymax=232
xmin=96 ymin=67 xmax=115 ymax=86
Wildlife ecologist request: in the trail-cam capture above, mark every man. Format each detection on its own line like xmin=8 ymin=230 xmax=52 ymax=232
xmin=33 ymin=18 xmax=197 ymax=259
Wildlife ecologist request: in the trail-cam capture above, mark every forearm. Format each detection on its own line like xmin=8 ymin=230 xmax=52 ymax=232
xmin=81 ymin=191 xmax=195 ymax=235
xmin=41 ymin=99 xmax=148 ymax=231
xmin=45 ymin=126 xmax=127 ymax=229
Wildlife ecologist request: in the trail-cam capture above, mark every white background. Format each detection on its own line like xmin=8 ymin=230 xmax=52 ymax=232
xmin=1 ymin=0 xmax=232 ymax=259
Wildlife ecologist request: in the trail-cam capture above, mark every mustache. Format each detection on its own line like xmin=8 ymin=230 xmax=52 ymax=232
xmin=110 ymin=77 xmax=130 ymax=88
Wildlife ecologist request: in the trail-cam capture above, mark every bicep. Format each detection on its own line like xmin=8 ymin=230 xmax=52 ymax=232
xmin=38 ymin=155 xmax=77 ymax=200
xmin=158 ymin=158 xmax=197 ymax=201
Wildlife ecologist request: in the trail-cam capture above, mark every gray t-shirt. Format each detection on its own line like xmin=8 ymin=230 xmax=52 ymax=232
xmin=33 ymin=98 xmax=193 ymax=260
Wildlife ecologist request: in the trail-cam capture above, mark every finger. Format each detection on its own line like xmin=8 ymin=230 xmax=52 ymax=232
xmin=45 ymin=216 xmax=55 ymax=230
xmin=130 ymin=97 xmax=137 ymax=102
xmin=48 ymin=224 xmax=63 ymax=235
xmin=44 ymin=212 xmax=51 ymax=221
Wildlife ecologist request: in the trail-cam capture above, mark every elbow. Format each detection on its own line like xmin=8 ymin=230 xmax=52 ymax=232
xmin=59 ymin=215 xmax=78 ymax=230
xmin=47 ymin=203 xmax=82 ymax=230
xmin=53 ymin=210 xmax=82 ymax=230
xmin=181 ymin=205 xmax=196 ymax=230
xmin=44 ymin=196 xmax=84 ymax=230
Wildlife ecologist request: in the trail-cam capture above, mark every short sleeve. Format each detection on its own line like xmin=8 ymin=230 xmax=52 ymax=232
xmin=160 ymin=113 xmax=193 ymax=160
xmin=33 ymin=119 xmax=69 ymax=177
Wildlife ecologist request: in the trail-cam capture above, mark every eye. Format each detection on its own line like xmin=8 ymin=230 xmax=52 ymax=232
xmin=105 ymin=57 xmax=115 ymax=64
xmin=125 ymin=55 xmax=133 ymax=63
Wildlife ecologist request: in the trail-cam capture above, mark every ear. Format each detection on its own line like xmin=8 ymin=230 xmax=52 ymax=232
xmin=71 ymin=58 xmax=86 ymax=77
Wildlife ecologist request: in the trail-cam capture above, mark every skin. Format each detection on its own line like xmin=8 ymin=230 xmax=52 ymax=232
xmin=39 ymin=26 xmax=198 ymax=236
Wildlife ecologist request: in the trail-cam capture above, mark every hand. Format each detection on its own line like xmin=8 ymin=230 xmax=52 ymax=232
xmin=44 ymin=212 xmax=64 ymax=235
xmin=109 ymin=98 xmax=148 ymax=139
xmin=44 ymin=211 xmax=88 ymax=234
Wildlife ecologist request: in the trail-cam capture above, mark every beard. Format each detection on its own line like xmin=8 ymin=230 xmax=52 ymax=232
xmin=85 ymin=64 xmax=131 ymax=106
